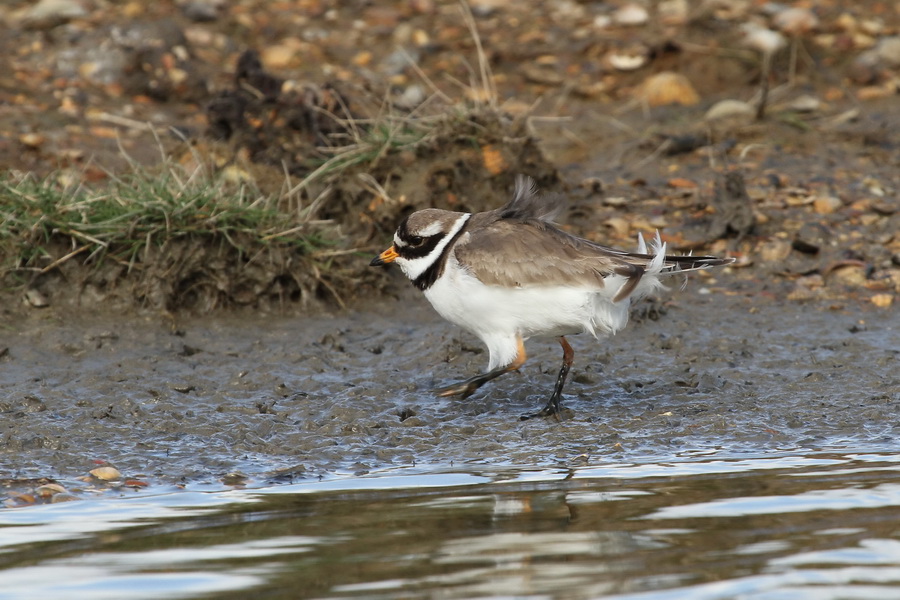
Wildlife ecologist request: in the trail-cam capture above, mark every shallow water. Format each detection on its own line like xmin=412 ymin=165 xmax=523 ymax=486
xmin=6 ymin=452 xmax=900 ymax=599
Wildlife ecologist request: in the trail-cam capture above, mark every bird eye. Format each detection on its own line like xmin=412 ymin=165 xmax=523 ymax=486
xmin=409 ymin=236 xmax=424 ymax=246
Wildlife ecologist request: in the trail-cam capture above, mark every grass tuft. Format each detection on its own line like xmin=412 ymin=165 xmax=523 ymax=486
xmin=0 ymin=160 xmax=336 ymax=283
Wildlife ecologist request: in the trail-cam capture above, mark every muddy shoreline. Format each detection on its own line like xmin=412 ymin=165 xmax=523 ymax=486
xmin=2 ymin=285 xmax=896 ymax=490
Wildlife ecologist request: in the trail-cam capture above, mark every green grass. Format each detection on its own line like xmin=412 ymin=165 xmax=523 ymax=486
xmin=0 ymin=161 xmax=336 ymax=280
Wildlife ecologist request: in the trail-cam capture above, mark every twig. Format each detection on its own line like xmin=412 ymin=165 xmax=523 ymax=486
xmin=458 ymin=0 xmax=497 ymax=107
xmin=90 ymin=112 xmax=154 ymax=131
xmin=60 ymin=228 xmax=109 ymax=248
xmin=311 ymin=248 xmax=364 ymax=258
xmin=400 ymin=47 xmax=453 ymax=104
xmin=757 ymin=52 xmax=773 ymax=120
xmin=39 ymin=245 xmax=90 ymax=274
xmin=631 ymin=138 xmax=673 ymax=171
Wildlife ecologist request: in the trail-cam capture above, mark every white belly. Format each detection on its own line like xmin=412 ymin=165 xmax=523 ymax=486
xmin=424 ymin=262 xmax=632 ymax=369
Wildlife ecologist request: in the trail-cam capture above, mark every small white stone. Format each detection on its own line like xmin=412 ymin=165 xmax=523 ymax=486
xmin=614 ymin=3 xmax=649 ymax=26
xmin=705 ymin=99 xmax=755 ymax=122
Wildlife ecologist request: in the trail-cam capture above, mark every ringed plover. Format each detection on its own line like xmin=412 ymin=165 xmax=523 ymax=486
xmin=371 ymin=176 xmax=735 ymax=420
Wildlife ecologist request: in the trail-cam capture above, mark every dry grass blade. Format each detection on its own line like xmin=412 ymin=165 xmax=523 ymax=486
xmin=458 ymin=0 xmax=498 ymax=107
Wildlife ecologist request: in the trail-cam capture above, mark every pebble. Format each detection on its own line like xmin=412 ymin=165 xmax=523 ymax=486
xmin=860 ymin=18 xmax=885 ymax=36
xmin=659 ymin=0 xmax=688 ymax=25
xmin=19 ymin=133 xmax=45 ymax=148
xmin=848 ymin=49 xmax=883 ymax=84
xmin=90 ymin=466 xmax=122 ymax=481
xmin=772 ymin=7 xmax=819 ymax=35
xmin=522 ymin=63 xmax=565 ymax=85
xmin=787 ymin=279 xmax=823 ymax=302
xmin=352 ymin=50 xmax=373 ymax=68
xmin=829 ymin=264 xmax=868 ymax=287
xmin=592 ymin=15 xmax=612 ymax=29
xmin=261 ymin=44 xmax=300 ymax=70
xmin=221 ymin=472 xmax=248 ymax=486
xmin=705 ymin=99 xmax=755 ymax=126
xmin=122 ymin=2 xmax=145 ymax=18
xmin=785 ymin=191 xmax=815 ymax=206
xmin=180 ymin=1 xmax=220 ymax=23
xmin=411 ymin=29 xmax=430 ymax=48
xmin=549 ymin=0 xmax=585 ymax=20
xmin=24 ymin=289 xmax=49 ymax=308
xmin=813 ymin=196 xmax=842 ymax=215
xmin=22 ymin=0 xmax=87 ymax=29
xmin=392 ymin=84 xmax=426 ymax=109
xmin=639 ymin=72 xmax=699 ymax=107
xmin=221 ymin=165 xmax=254 ymax=185
xmin=35 ymin=483 xmax=68 ymax=499
xmin=614 ymin=3 xmax=649 ymax=26
xmin=852 ymin=32 xmax=878 ymax=50
xmin=607 ymin=47 xmax=649 ymax=71
xmin=758 ymin=238 xmax=792 ymax=262
xmin=876 ymin=36 xmax=900 ymax=67
xmin=858 ymin=84 xmax=893 ymax=101
xmin=469 ymin=0 xmax=504 ymax=17
xmin=22 ymin=395 xmax=47 ymax=413
xmin=380 ymin=48 xmax=416 ymax=76
xmin=606 ymin=217 xmax=631 ymax=237
xmin=835 ymin=13 xmax=858 ymax=33
xmin=794 ymin=223 xmax=830 ymax=254
xmin=740 ymin=24 xmax=786 ymax=56
xmin=409 ymin=0 xmax=435 ymax=15
xmin=52 ymin=492 xmax=81 ymax=503
xmin=871 ymin=293 xmax=894 ymax=308
xmin=787 ymin=95 xmax=821 ymax=113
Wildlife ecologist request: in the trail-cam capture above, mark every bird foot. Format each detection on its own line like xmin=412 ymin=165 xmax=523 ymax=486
xmin=434 ymin=365 xmax=513 ymax=400
xmin=520 ymin=395 xmax=564 ymax=421
xmin=434 ymin=380 xmax=479 ymax=399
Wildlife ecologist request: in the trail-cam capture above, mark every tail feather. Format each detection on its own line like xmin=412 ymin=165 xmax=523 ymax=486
xmin=612 ymin=263 xmax=644 ymax=303
xmin=636 ymin=231 xmax=649 ymax=254
xmin=613 ymin=231 xmax=733 ymax=302
xmin=636 ymin=231 xmax=734 ymax=274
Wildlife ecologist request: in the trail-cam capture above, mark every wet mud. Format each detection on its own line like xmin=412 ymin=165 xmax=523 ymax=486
xmin=2 ymin=0 xmax=899 ymax=499
xmin=2 ymin=287 xmax=896 ymax=487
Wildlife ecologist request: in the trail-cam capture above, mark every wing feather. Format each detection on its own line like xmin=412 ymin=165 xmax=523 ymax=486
xmin=453 ymin=175 xmax=734 ymax=298
xmin=455 ymin=219 xmax=634 ymax=289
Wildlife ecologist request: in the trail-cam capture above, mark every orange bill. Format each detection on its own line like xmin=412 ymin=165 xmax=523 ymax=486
xmin=370 ymin=246 xmax=399 ymax=266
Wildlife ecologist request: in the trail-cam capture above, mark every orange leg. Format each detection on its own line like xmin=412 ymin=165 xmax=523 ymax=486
xmin=435 ymin=336 xmax=526 ymax=400
xmin=520 ymin=336 xmax=574 ymax=421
